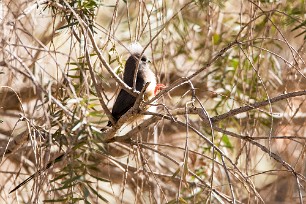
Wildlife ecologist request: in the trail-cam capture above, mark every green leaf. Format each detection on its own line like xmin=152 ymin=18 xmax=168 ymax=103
xmin=61 ymin=175 xmax=84 ymax=185
xmin=72 ymin=141 xmax=87 ymax=150
xmin=166 ymin=197 xmax=188 ymax=204
xmin=230 ymin=58 xmax=239 ymax=69
xmin=212 ymin=33 xmax=221 ymax=45
xmin=49 ymin=173 xmax=69 ymax=183
xmin=178 ymin=197 xmax=188 ymax=204
xmin=221 ymin=134 xmax=233 ymax=149
xmin=70 ymin=198 xmax=84 ymax=202
xmin=87 ymin=184 xmax=109 ymax=203
xmin=43 ymin=198 xmax=68 ymax=203
xmin=81 ymin=184 xmax=90 ymax=198
xmin=291 ymin=20 xmax=306 ymax=31
xmin=295 ymin=30 xmax=306 ymax=38
xmin=48 ymin=184 xmax=75 ymax=191
xmin=88 ymin=173 xmax=110 ymax=183
xmin=88 ymin=111 xmax=104 ymax=117
xmin=171 ymin=167 xmax=180 ymax=178
xmin=57 ymin=22 xmax=78 ymax=31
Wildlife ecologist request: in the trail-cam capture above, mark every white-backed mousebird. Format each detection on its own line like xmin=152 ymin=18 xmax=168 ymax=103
xmin=105 ymin=43 xmax=165 ymax=129
xmin=8 ymin=44 xmax=165 ymax=194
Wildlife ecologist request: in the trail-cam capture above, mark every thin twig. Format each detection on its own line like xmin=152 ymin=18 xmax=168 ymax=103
xmin=83 ymin=29 xmax=115 ymax=125
xmin=62 ymin=0 xmax=139 ymax=97
xmin=101 ymin=82 xmax=150 ymax=141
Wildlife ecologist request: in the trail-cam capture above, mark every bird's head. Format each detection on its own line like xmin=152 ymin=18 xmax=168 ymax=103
xmin=127 ymin=42 xmax=151 ymax=69
xmin=123 ymin=43 xmax=152 ymax=85
xmin=124 ymin=53 xmax=150 ymax=81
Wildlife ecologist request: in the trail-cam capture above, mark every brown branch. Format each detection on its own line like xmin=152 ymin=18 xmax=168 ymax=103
xmin=148 ymin=40 xmax=239 ymax=104
xmin=84 ymin=32 xmax=115 ymax=125
xmin=166 ymin=90 xmax=306 ymax=124
xmin=105 ymin=90 xmax=306 ymax=154
xmin=4 ymin=52 xmax=77 ymax=118
xmin=100 ymin=82 xmax=150 ymax=141
xmin=0 ymin=131 xmax=28 ymax=156
xmin=101 ymin=89 xmax=306 ymax=199
xmin=61 ymin=1 xmax=139 ymax=97
xmin=87 ymin=29 xmax=139 ymax=97
xmin=211 ymin=90 xmax=306 ymax=123
xmin=135 ymin=143 xmax=233 ymax=203
xmin=105 ymin=116 xmax=160 ymax=143
xmin=213 ymin=126 xmax=306 ymax=182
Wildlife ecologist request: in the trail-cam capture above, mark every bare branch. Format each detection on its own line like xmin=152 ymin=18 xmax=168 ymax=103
xmin=101 ymin=82 xmax=150 ymax=141
xmin=84 ymin=32 xmax=115 ymax=125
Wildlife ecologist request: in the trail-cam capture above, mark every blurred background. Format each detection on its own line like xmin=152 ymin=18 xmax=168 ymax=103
xmin=1 ymin=0 xmax=306 ymax=203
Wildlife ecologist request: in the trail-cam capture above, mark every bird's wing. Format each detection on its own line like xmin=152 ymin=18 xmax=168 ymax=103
xmin=111 ymin=89 xmax=136 ymax=121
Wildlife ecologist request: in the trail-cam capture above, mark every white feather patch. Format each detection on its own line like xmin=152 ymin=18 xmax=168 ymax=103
xmin=129 ymin=42 xmax=144 ymax=54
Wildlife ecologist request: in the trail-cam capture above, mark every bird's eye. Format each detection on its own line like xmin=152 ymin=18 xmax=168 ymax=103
xmin=141 ymin=56 xmax=147 ymax=62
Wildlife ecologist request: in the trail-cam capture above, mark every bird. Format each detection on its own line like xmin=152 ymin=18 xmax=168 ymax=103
xmin=105 ymin=43 xmax=165 ymax=129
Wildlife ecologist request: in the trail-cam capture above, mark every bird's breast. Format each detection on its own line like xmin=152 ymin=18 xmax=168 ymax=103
xmin=140 ymin=68 xmax=156 ymax=100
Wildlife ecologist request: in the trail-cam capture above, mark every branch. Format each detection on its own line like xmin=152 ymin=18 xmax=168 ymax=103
xmin=9 ymin=153 xmax=66 ymax=194
xmin=105 ymin=116 xmax=160 ymax=143
xmin=100 ymin=82 xmax=150 ymax=141
xmin=211 ymin=90 xmax=306 ymax=123
xmin=87 ymin=30 xmax=139 ymax=97
xmin=212 ymin=126 xmax=306 ymax=182
xmin=148 ymin=40 xmax=239 ymax=104
xmin=129 ymin=112 xmax=261 ymax=201
xmin=167 ymin=90 xmax=306 ymax=124
xmin=136 ymin=143 xmax=233 ymax=203
xmin=62 ymin=0 xmax=139 ymax=97
xmin=0 ymin=130 xmax=28 ymax=156
xmin=84 ymin=33 xmax=115 ymax=125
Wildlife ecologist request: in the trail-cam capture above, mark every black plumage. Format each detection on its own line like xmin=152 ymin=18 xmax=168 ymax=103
xmin=107 ymin=53 xmax=153 ymax=127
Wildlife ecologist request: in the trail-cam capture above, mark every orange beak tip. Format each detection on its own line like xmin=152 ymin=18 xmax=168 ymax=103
xmin=154 ymin=84 xmax=166 ymax=95
xmin=156 ymin=84 xmax=166 ymax=89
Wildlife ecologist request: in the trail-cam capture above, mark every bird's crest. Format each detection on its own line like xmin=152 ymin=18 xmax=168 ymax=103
xmin=129 ymin=42 xmax=145 ymax=55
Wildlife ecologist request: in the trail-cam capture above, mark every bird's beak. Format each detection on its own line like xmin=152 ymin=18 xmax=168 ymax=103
xmin=154 ymin=84 xmax=166 ymax=95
